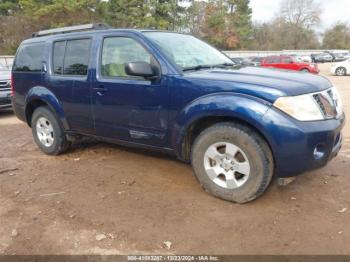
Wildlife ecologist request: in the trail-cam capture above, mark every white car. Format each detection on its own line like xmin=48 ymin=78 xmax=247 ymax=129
xmin=331 ymin=59 xmax=350 ymax=76
xmin=296 ymin=55 xmax=312 ymax=63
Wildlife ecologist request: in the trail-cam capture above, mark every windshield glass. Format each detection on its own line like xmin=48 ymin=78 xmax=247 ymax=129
xmin=143 ymin=32 xmax=233 ymax=70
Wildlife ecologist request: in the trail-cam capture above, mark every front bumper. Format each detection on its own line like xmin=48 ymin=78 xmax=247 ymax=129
xmin=0 ymin=91 xmax=12 ymax=108
xmin=261 ymin=107 xmax=345 ymax=177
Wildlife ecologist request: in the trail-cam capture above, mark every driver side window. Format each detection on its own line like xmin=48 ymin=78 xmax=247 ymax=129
xmin=101 ymin=37 xmax=151 ymax=78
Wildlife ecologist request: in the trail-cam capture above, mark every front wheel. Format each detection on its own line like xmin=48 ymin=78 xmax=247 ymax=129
xmin=335 ymin=67 xmax=347 ymax=76
xmin=31 ymin=106 xmax=70 ymax=155
xmin=300 ymin=68 xmax=310 ymax=73
xmin=191 ymin=123 xmax=274 ymax=203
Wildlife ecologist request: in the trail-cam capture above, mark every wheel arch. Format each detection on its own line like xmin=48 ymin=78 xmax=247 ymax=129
xmin=24 ymin=86 xmax=69 ymax=129
xmin=172 ymin=94 xmax=275 ymax=163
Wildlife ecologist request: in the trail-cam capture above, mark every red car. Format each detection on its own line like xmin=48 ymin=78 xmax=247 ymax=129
xmin=261 ymin=55 xmax=319 ymax=74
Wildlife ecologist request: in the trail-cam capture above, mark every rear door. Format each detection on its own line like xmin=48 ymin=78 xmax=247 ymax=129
xmin=46 ymin=38 xmax=94 ymax=133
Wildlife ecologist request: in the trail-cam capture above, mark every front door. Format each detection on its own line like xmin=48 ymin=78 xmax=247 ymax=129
xmin=91 ymin=35 xmax=169 ymax=147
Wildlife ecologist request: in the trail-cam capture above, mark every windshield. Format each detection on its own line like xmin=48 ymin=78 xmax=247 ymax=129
xmin=143 ymin=32 xmax=233 ymax=70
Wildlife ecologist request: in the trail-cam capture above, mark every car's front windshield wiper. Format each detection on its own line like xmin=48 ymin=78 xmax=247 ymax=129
xmin=182 ymin=62 xmax=236 ymax=72
xmin=182 ymin=64 xmax=212 ymax=72
xmin=212 ymin=62 xmax=236 ymax=68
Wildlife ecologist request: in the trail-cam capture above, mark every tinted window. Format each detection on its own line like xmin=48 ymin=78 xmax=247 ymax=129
xmin=53 ymin=41 xmax=66 ymax=75
xmin=283 ymin=57 xmax=293 ymax=63
xmin=101 ymin=37 xmax=151 ymax=78
xmin=266 ymin=56 xmax=280 ymax=64
xmin=63 ymin=39 xmax=91 ymax=76
xmin=13 ymin=43 xmax=44 ymax=72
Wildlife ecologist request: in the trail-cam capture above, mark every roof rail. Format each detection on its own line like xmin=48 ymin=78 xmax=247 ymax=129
xmin=32 ymin=23 xmax=111 ymax=37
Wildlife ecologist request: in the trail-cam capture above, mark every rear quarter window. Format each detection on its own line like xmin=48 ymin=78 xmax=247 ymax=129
xmin=13 ymin=43 xmax=45 ymax=72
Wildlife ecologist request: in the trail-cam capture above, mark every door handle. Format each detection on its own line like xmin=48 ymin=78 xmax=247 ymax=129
xmin=93 ymin=85 xmax=107 ymax=91
xmin=93 ymin=85 xmax=107 ymax=96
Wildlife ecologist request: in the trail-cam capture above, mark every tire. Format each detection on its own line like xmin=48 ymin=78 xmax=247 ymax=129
xmin=335 ymin=67 xmax=347 ymax=76
xmin=31 ymin=106 xmax=70 ymax=155
xmin=300 ymin=68 xmax=309 ymax=73
xmin=191 ymin=122 xmax=274 ymax=203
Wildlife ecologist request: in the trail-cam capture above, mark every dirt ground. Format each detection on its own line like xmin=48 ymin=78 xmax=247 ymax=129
xmin=0 ymin=63 xmax=349 ymax=255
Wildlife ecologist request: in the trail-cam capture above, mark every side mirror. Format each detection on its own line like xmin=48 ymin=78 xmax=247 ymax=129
xmin=125 ymin=61 xmax=156 ymax=78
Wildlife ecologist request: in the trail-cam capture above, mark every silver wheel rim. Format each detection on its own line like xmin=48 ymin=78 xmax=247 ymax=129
xmin=337 ymin=68 xmax=345 ymax=76
xmin=36 ymin=117 xmax=54 ymax=147
xmin=204 ymin=142 xmax=250 ymax=189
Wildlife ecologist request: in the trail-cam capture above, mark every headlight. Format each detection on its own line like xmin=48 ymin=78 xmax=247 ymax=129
xmin=274 ymin=94 xmax=324 ymax=121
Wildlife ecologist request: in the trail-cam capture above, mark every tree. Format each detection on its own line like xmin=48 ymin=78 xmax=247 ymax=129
xmin=226 ymin=0 xmax=253 ymax=49
xmin=249 ymin=18 xmax=320 ymax=51
xmin=276 ymin=0 xmax=321 ymax=49
xmin=105 ymin=0 xmax=147 ymax=28
xmin=143 ymin=0 xmax=186 ymax=30
xmin=19 ymin=0 xmax=103 ymax=28
xmin=323 ymin=23 xmax=350 ymax=49
xmin=0 ymin=0 xmax=20 ymax=16
xmin=280 ymin=0 xmax=321 ymax=29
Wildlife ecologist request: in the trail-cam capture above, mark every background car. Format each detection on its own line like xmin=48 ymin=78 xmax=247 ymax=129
xmin=311 ymin=53 xmax=333 ymax=63
xmin=261 ymin=55 xmax=319 ymax=74
xmin=326 ymin=51 xmax=350 ymax=62
xmin=247 ymin=56 xmax=264 ymax=66
xmin=331 ymin=58 xmax=350 ymax=76
xmin=230 ymin=57 xmax=254 ymax=66
xmin=0 ymin=69 xmax=12 ymax=109
xmin=295 ymin=55 xmax=312 ymax=63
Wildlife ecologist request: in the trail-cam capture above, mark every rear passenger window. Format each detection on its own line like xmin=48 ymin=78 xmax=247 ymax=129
xmin=52 ymin=39 xmax=91 ymax=76
xmin=13 ymin=43 xmax=44 ymax=72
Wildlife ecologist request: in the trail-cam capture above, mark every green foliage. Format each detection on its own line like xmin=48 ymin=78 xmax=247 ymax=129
xmin=323 ymin=23 xmax=350 ymax=49
xmin=0 ymin=0 xmax=256 ymax=53
xmin=0 ymin=0 xmax=20 ymax=16
xmin=19 ymin=0 xmax=103 ymax=27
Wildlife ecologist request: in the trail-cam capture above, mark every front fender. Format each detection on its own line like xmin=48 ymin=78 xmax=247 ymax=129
xmin=172 ymin=93 xmax=272 ymax=159
xmin=25 ymin=86 xmax=69 ymax=129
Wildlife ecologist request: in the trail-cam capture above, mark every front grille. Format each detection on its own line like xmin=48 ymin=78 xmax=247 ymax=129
xmin=0 ymin=80 xmax=10 ymax=91
xmin=312 ymin=88 xmax=341 ymax=119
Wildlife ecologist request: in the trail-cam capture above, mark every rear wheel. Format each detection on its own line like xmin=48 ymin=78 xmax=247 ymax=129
xmin=335 ymin=67 xmax=347 ymax=76
xmin=191 ymin=122 xmax=274 ymax=203
xmin=31 ymin=106 xmax=70 ymax=155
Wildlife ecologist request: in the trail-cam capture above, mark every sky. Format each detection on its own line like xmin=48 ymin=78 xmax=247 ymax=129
xmin=249 ymin=0 xmax=350 ymax=30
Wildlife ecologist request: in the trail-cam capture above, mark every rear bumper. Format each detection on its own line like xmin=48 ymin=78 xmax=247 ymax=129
xmin=261 ymin=108 xmax=345 ymax=177
xmin=11 ymin=97 xmax=27 ymax=122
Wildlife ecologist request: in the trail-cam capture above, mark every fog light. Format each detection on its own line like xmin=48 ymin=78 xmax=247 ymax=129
xmin=313 ymin=144 xmax=326 ymax=160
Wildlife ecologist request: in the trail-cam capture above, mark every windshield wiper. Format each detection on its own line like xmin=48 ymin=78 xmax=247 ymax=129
xmin=182 ymin=64 xmax=212 ymax=72
xmin=212 ymin=62 xmax=236 ymax=68
xmin=182 ymin=63 xmax=236 ymax=72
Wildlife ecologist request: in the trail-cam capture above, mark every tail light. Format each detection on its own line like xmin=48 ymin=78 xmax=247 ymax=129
xmin=10 ymin=73 xmax=14 ymax=97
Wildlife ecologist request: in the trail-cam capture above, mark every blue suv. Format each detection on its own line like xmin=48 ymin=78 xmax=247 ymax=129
xmin=12 ymin=24 xmax=345 ymax=203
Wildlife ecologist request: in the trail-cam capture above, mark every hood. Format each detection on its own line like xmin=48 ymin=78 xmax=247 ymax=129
xmin=184 ymin=66 xmax=332 ymax=102
xmin=0 ymin=70 xmax=11 ymax=81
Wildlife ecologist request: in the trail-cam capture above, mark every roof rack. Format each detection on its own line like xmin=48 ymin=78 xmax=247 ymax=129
xmin=32 ymin=23 xmax=111 ymax=38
